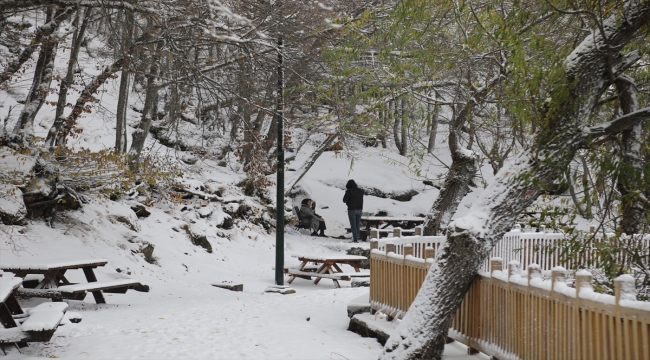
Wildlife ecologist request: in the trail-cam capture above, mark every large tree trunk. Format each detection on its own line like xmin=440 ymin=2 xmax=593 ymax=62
xmin=422 ymin=75 xmax=501 ymax=236
xmin=422 ymin=103 xmax=478 ymax=236
xmin=616 ymin=75 xmax=646 ymax=234
xmin=11 ymin=7 xmax=60 ymax=146
xmin=381 ymin=3 xmax=650 ymax=359
xmin=128 ymin=63 xmax=159 ymax=168
xmin=45 ymin=7 xmax=91 ymax=150
xmin=115 ymin=10 xmax=134 ymax=153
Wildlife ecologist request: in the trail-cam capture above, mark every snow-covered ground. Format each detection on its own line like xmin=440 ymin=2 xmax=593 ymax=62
xmin=0 ymin=141 xmax=492 ymax=359
xmin=1 ymin=206 xmax=486 ymax=359
xmin=0 ymin=20 xmax=494 ymax=358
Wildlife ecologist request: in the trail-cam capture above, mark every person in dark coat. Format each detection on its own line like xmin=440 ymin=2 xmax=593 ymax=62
xmin=343 ymin=179 xmax=364 ymax=242
xmin=299 ymin=198 xmax=326 ymax=237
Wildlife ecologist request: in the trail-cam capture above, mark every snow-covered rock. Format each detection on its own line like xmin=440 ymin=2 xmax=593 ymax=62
xmin=0 ymin=184 xmax=27 ymax=225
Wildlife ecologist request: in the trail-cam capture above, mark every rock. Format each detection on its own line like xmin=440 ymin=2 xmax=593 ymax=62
xmin=220 ymin=216 xmax=234 ymax=230
xmin=130 ymin=204 xmax=151 ymax=218
xmin=264 ymin=285 xmax=296 ymax=294
xmin=346 ymin=247 xmax=370 ymax=269
xmin=183 ymin=225 xmax=213 ymax=253
xmin=351 ymin=278 xmax=370 ymax=288
xmin=212 ymin=282 xmax=243 ymax=292
xmin=108 ymin=214 xmax=140 ymax=232
xmin=0 ymin=184 xmax=27 ymax=225
xmin=197 ymin=206 xmax=213 ymax=219
xmin=56 ymin=191 xmax=81 ymax=211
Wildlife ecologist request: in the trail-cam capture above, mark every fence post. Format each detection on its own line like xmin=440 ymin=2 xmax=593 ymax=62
xmin=403 ymin=244 xmax=413 ymax=258
xmin=370 ymin=240 xmax=379 ymax=251
xmin=525 ymin=264 xmax=541 ymax=359
xmin=575 ymin=270 xmax=592 ymax=360
xmin=614 ymin=274 xmax=636 ymax=360
xmin=402 ymin=244 xmax=413 ymax=315
xmin=507 ymin=260 xmax=520 ymax=355
xmin=386 ymin=242 xmax=396 ymax=255
xmin=507 ymin=261 xmax=521 ymax=277
xmin=550 ymin=267 xmax=566 ymax=359
xmin=424 ymin=246 xmax=435 ymax=260
xmin=370 ymin=228 xmax=379 ymax=240
xmin=393 ymin=227 xmax=403 ymax=238
xmin=414 ymin=225 xmax=423 ymax=236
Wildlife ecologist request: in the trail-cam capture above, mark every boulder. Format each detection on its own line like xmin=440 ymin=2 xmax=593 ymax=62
xmin=130 ymin=204 xmax=151 ymax=218
xmin=0 ymin=184 xmax=27 ymax=225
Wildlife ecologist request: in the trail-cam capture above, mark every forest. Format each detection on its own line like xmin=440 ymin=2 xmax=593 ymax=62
xmin=1 ymin=0 xmax=649 ymax=359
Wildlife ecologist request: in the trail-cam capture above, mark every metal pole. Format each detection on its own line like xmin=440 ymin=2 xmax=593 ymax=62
xmin=275 ymin=36 xmax=285 ymax=286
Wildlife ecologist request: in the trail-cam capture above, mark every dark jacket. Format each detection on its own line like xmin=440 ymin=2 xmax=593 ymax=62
xmin=343 ymin=180 xmax=364 ymax=210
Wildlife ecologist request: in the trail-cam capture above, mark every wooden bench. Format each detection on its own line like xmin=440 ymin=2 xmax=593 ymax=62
xmin=0 ymin=276 xmax=69 ymax=346
xmin=284 ymin=269 xmax=370 ymax=281
xmin=58 ymin=279 xmax=144 ymax=297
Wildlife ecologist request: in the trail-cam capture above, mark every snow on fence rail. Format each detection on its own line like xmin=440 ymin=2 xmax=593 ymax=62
xmin=369 ymin=229 xmax=650 ymax=359
xmin=371 ymin=225 xmax=650 ymax=272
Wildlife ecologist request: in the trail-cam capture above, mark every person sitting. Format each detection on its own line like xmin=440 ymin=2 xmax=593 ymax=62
xmin=299 ymin=198 xmax=326 ymax=237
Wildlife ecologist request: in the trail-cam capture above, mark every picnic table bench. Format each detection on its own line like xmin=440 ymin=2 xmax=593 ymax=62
xmin=359 ymin=216 xmax=425 ymax=241
xmin=0 ymin=274 xmax=69 ymax=347
xmin=284 ymin=254 xmax=369 ymax=288
xmin=1 ymin=259 xmax=148 ymax=304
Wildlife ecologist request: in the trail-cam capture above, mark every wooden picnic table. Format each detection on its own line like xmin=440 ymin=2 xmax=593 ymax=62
xmin=1 ymin=259 xmax=147 ymax=304
xmin=284 ymin=254 xmax=369 ymax=288
xmin=0 ymin=274 xmax=69 ymax=346
xmin=360 ymin=216 xmax=425 ymax=241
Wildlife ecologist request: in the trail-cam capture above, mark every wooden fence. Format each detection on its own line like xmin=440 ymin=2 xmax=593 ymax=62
xmin=372 ymin=226 xmax=650 ymax=272
xmin=369 ymin=230 xmax=650 ymax=359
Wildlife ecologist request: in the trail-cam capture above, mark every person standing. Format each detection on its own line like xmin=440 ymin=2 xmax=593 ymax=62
xmin=343 ymin=179 xmax=364 ymax=242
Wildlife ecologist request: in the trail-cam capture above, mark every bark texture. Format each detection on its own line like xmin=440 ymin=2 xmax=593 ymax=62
xmin=381 ymin=3 xmax=650 ymax=359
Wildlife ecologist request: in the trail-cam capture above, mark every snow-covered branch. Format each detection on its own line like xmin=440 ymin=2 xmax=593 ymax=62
xmin=584 ymin=106 xmax=650 ymax=137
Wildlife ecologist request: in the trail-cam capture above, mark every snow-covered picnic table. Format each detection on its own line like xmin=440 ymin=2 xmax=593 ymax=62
xmin=359 ymin=216 xmax=425 ymax=241
xmin=0 ymin=274 xmax=68 ymax=345
xmin=1 ymin=258 xmax=147 ymax=304
xmin=284 ymin=254 xmax=369 ymax=288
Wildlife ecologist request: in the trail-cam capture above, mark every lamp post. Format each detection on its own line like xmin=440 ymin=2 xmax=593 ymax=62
xmin=274 ymin=35 xmax=285 ymax=286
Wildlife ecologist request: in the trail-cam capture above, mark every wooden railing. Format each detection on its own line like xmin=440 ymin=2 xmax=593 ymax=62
xmin=450 ymin=259 xmax=650 ymax=360
xmin=371 ymin=226 xmax=650 ymax=272
xmin=369 ymin=231 xmax=650 ymax=359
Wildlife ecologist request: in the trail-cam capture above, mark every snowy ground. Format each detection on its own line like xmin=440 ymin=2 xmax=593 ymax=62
xmin=1 ymin=214 xmax=487 ymax=360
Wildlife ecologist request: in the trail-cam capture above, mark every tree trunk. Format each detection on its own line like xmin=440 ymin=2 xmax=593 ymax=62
xmin=45 ymin=7 xmax=90 ymax=150
xmin=0 ymin=6 xmax=75 ymax=86
xmin=52 ymin=58 xmax=125 ymax=146
xmin=128 ymin=63 xmax=159 ymax=168
xmin=422 ymin=103 xmax=478 ymax=236
xmin=399 ymin=96 xmax=408 ymax=156
xmin=616 ymin=75 xmax=645 ymax=234
xmin=11 ymin=7 xmax=60 ymax=146
xmin=392 ymin=98 xmax=402 ymax=152
xmin=381 ymin=4 xmax=650 ymax=359
xmin=115 ymin=10 xmax=134 ymax=153
xmin=427 ymin=94 xmax=439 ymax=154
